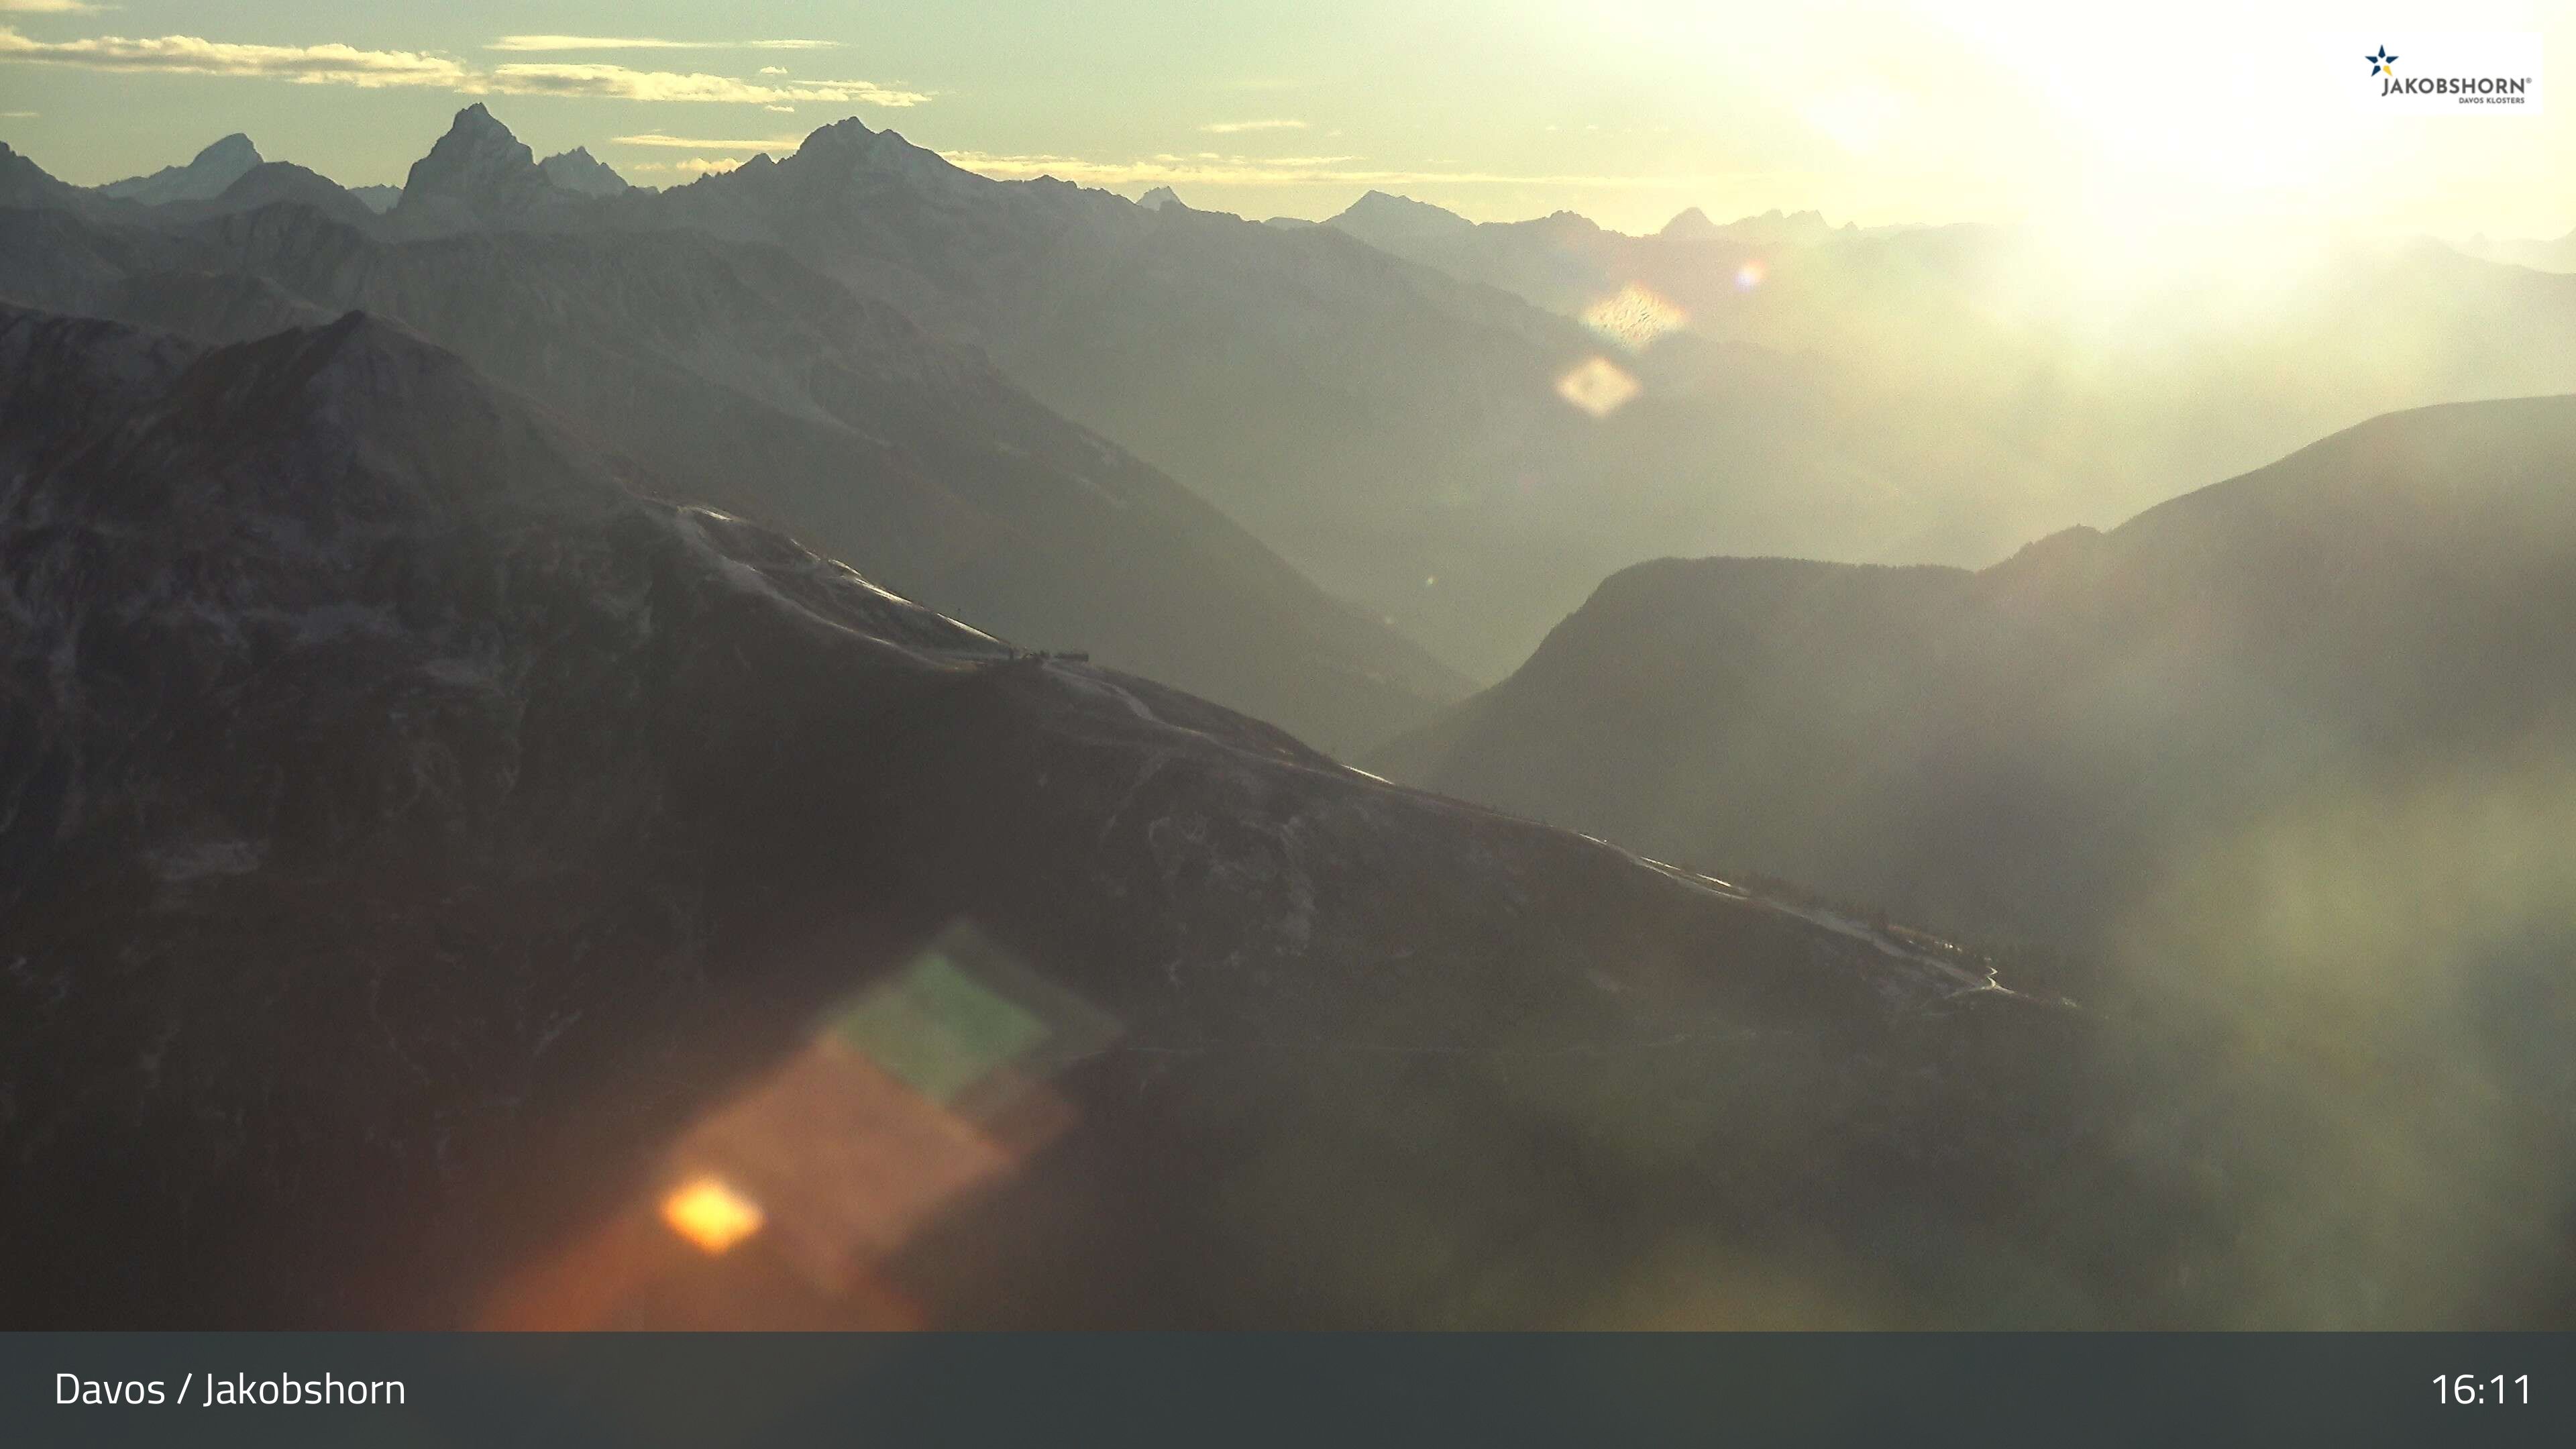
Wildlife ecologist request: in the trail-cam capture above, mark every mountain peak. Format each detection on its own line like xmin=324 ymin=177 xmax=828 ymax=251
xmin=430 ymin=103 xmax=528 ymax=160
xmin=391 ymin=106 xmax=564 ymax=230
xmin=193 ymin=133 xmax=260 ymax=171
xmin=1138 ymin=185 xmax=1183 ymax=211
xmin=96 ymin=131 xmax=266 ymax=205
xmin=1660 ymin=206 xmax=1719 ymax=240
xmin=798 ymin=116 xmax=879 ymax=152
xmin=1328 ymin=190 xmax=1474 ymax=243
xmin=537 ymin=146 xmax=632 ymax=198
xmin=1711 ymin=207 xmax=1839 ymax=248
xmin=1349 ymin=189 xmax=1451 ymax=216
xmin=773 ymin=119 xmax=968 ymax=191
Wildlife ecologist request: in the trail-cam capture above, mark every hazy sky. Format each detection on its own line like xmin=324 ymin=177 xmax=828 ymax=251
xmin=3 ymin=1 xmax=2572 ymax=237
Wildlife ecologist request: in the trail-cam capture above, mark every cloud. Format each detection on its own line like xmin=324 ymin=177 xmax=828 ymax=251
xmin=489 ymin=63 xmax=923 ymax=107
xmin=627 ymin=156 xmax=745 ymax=176
xmin=0 ymin=2 xmax=108 ymax=13
xmin=0 ymin=109 xmax=33 ymax=117
xmin=0 ymin=26 xmax=467 ymax=86
xmin=758 ymin=66 xmax=788 ymax=74
xmin=1201 ymin=119 xmax=1307 ymax=134
xmin=938 ymin=149 xmax=1748 ymax=192
xmin=488 ymin=36 xmax=840 ymax=52
xmin=612 ymin=131 xmax=808 ymax=151
xmin=0 ymin=27 xmax=919 ymax=107
xmin=763 ymin=105 xmax=793 ymax=113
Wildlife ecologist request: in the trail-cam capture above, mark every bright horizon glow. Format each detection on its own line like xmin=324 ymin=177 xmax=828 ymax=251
xmin=0 ymin=1 xmax=2567 ymax=244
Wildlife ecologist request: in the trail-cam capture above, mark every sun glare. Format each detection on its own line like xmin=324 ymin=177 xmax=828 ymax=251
xmin=659 ymin=1176 xmax=766 ymax=1254
xmin=1582 ymin=284 xmax=1689 ymax=350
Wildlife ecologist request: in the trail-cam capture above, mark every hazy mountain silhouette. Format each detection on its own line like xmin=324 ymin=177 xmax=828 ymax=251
xmin=1375 ymin=398 xmax=2576 ymax=1325
xmin=0 ymin=195 xmax=1463 ymax=754
xmin=1657 ymin=206 xmax=1723 ymax=241
xmin=1326 ymin=193 xmax=2576 ymax=572
xmin=95 ymin=133 xmax=262 ymax=204
xmin=1 ymin=304 xmax=2146 ymax=1328
xmin=151 ymin=161 xmax=382 ymax=230
xmin=1325 ymin=192 xmax=1799 ymax=313
xmin=1 ymin=140 xmax=122 ymax=216
xmin=1381 ymin=395 xmax=2576 ymax=953
xmin=10 ymin=136 xmax=381 ymax=232
xmin=15 ymin=114 xmax=2576 ymax=686
xmin=388 ymin=103 xmax=594 ymax=235
xmin=2459 ymin=225 xmax=2576 ymax=273
xmin=551 ymin=116 xmax=1925 ymax=678
xmin=535 ymin=145 xmax=637 ymax=199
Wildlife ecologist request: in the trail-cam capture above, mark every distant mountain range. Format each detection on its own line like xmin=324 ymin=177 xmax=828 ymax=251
xmin=0 ymin=112 xmax=1464 ymax=755
xmin=586 ymin=117 xmax=1923 ymax=678
xmin=3 ymin=114 xmax=1920 ymax=682
xmin=0 ymin=304 xmax=2145 ymax=1328
xmin=2459 ymin=225 xmax=2576 ymax=273
xmin=1322 ymin=188 xmax=2576 ymax=568
xmin=17 ymin=113 xmax=2576 ymax=684
xmin=1322 ymin=191 xmax=1868 ymax=310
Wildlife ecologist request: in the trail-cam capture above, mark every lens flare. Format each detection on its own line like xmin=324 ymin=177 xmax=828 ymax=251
xmin=1581 ymin=283 xmax=1688 ymax=351
xmin=659 ymin=1176 xmax=766 ymax=1254
xmin=1556 ymin=356 xmax=1641 ymax=418
xmin=1735 ymin=260 xmax=1765 ymax=290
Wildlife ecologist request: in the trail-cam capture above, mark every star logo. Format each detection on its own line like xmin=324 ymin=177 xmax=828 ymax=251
xmin=2366 ymin=46 xmax=2399 ymax=77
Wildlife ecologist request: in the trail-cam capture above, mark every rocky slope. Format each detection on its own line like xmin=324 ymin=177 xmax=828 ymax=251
xmin=0 ymin=305 xmax=2159 ymax=1328
xmin=0 ymin=194 xmax=1467 ymax=756
xmin=583 ymin=115 xmax=1902 ymax=678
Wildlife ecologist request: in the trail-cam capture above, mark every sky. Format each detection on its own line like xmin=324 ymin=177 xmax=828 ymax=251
xmin=2 ymin=0 xmax=2573 ymax=239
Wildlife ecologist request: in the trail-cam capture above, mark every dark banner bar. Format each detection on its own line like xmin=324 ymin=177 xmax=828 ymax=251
xmin=6 ymin=1333 xmax=2571 ymax=1447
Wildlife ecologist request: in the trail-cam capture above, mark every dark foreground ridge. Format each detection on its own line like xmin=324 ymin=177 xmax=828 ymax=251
xmin=0 ymin=305 xmax=2148 ymax=1328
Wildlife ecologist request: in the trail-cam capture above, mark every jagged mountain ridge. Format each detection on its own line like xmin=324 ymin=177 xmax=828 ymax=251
xmin=389 ymin=102 xmax=581 ymax=234
xmin=19 ymin=110 xmax=2576 ymax=684
xmin=0 ymin=197 xmax=1468 ymax=755
xmin=536 ymin=146 xmax=635 ymax=199
xmin=549 ymin=113 xmax=1922 ymax=678
xmin=0 ymin=305 xmax=2140 ymax=1328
